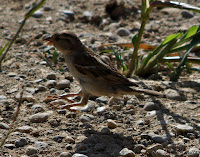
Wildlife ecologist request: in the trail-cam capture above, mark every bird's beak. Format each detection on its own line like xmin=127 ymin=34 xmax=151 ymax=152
xmin=43 ymin=35 xmax=54 ymax=45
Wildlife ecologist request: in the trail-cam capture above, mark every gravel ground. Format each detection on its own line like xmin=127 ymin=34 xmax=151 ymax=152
xmin=0 ymin=0 xmax=200 ymax=157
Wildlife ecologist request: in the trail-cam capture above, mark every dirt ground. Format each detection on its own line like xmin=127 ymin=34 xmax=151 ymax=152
xmin=0 ymin=0 xmax=200 ymax=157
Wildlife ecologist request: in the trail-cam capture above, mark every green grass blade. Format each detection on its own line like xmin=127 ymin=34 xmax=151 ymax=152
xmin=25 ymin=0 xmax=46 ymax=19
xmin=0 ymin=42 xmax=9 ymax=56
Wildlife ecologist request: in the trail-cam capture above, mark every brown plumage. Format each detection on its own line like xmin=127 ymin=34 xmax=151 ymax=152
xmin=44 ymin=30 xmax=164 ymax=111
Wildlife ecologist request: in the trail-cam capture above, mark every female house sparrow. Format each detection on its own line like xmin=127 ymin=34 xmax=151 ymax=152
xmin=44 ymin=30 xmax=164 ymax=111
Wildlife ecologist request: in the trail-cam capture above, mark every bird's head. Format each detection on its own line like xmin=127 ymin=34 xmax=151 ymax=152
xmin=43 ymin=30 xmax=83 ymax=54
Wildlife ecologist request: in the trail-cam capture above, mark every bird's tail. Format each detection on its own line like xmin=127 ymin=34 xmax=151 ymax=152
xmin=131 ymin=87 xmax=165 ymax=98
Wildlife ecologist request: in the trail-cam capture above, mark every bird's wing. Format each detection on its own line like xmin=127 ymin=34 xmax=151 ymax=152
xmin=73 ymin=49 xmax=137 ymax=86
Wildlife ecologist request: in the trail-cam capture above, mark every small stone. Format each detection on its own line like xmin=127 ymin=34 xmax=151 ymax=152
xmin=155 ymin=149 xmax=170 ymax=157
xmin=117 ymin=28 xmax=130 ymax=36
xmin=0 ymin=95 xmax=7 ymax=100
xmin=37 ymin=85 xmax=46 ymax=92
xmin=147 ymin=144 xmax=163 ymax=155
xmin=148 ymin=132 xmax=167 ymax=143
xmin=53 ymin=135 xmax=64 ymax=143
xmin=16 ymin=91 xmax=36 ymax=102
xmin=81 ymin=101 xmax=96 ymax=112
xmin=136 ymin=120 xmax=145 ymax=126
xmin=119 ymin=148 xmax=135 ymax=157
xmin=65 ymin=136 xmax=75 ymax=144
xmin=107 ymin=119 xmax=117 ymax=129
xmin=134 ymin=144 xmax=145 ymax=153
xmin=8 ymin=72 xmax=17 ymax=77
xmin=49 ymin=119 xmax=60 ymax=127
xmin=164 ymin=89 xmax=182 ymax=100
xmin=96 ymin=96 xmax=108 ymax=104
xmin=34 ymin=141 xmax=48 ymax=149
xmin=96 ymin=106 xmax=107 ymax=114
xmin=188 ymin=147 xmax=200 ymax=157
xmin=4 ymin=144 xmax=15 ymax=149
xmin=46 ymin=73 xmax=56 ymax=80
xmin=46 ymin=80 xmax=57 ymax=88
xmin=176 ymin=124 xmax=194 ymax=134
xmin=181 ymin=11 xmax=194 ymax=18
xmin=15 ymin=138 xmax=28 ymax=147
xmin=62 ymin=10 xmax=75 ymax=21
xmin=60 ymin=152 xmax=72 ymax=157
xmin=83 ymin=11 xmax=93 ymax=17
xmin=26 ymin=146 xmax=38 ymax=156
xmin=100 ymin=127 xmax=111 ymax=135
xmin=125 ymin=109 xmax=135 ymax=115
xmin=32 ymin=10 xmax=43 ymax=18
xmin=0 ymin=122 xmax=9 ymax=129
xmin=29 ymin=112 xmax=49 ymax=123
xmin=31 ymin=104 xmax=45 ymax=113
xmin=72 ymin=154 xmax=88 ymax=157
xmin=17 ymin=125 xmax=33 ymax=133
xmin=43 ymin=6 xmax=53 ymax=11
xmin=143 ymin=102 xmax=160 ymax=111
xmin=57 ymin=79 xmax=70 ymax=90
xmin=80 ymin=114 xmax=94 ymax=123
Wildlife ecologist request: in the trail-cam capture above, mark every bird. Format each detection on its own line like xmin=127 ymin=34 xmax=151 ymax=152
xmin=43 ymin=30 xmax=164 ymax=111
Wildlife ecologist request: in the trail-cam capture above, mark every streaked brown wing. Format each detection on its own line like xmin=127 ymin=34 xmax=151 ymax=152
xmin=73 ymin=49 xmax=137 ymax=86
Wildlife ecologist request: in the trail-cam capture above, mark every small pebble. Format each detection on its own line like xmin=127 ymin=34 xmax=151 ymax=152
xmin=147 ymin=144 xmax=163 ymax=155
xmin=65 ymin=136 xmax=75 ymax=144
xmin=17 ymin=125 xmax=33 ymax=133
xmin=26 ymin=146 xmax=38 ymax=156
xmin=8 ymin=72 xmax=17 ymax=77
xmin=107 ymin=119 xmax=117 ymax=129
xmin=53 ymin=135 xmax=65 ymax=143
xmin=72 ymin=154 xmax=88 ymax=157
xmin=60 ymin=152 xmax=72 ymax=157
xmin=34 ymin=141 xmax=48 ymax=149
xmin=80 ymin=114 xmax=94 ymax=123
xmin=16 ymin=91 xmax=36 ymax=102
xmin=100 ymin=127 xmax=111 ymax=135
xmin=176 ymin=124 xmax=194 ymax=134
xmin=46 ymin=73 xmax=56 ymax=80
xmin=119 ymin=148 xmax=135 ymax=157
xmin=57 ymin=79 xmax=70 ymax=90
xmin=188 ymin=147 xmax=200 ymax=157
xmin=143 ymin=102 xmax=160 ymax=111
xmin=46 ymin=80 xmax=57 ymax=88
xmin=134 ymin=144 xmax=145 ymax=153
xmin=117 ymin=27 xmax=130 ymax=36
xmin=43 ymin=6 xmax=53 ymax=11
xmin=181 ymin=11 xmax=194 ymax=18
xmin=32 ymin=10 xmax=43 ymax=18
xmin=155 ymin=149 xmax=170 ymax=157
xmin=15 ymin=138 xmax=28 ymax=147
xmin=0 ymin=122 xmax=9 ymax=129
xmin=29 ymin=112 xmax=49 ymax=123
xmin=96 ymin=106 xmax=107 ymax=114
xmin=96 ymin=96 xmax=108 ymax=104
xmin=31 ymin=104 xmax=45 ymax=113
xmin=164 ymin=89 xmax=182 ymax=100
xmin=4 ymin=144 xmax=15 ymax=149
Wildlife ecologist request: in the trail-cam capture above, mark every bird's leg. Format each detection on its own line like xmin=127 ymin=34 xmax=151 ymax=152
xmin=58 ymin=92 xmax=89 ymax=112
xmin=48 ymin=90 xmax=82 ymax=103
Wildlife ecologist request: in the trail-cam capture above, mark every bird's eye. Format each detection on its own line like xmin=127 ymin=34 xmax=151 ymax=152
xmin=55 ymin=36 xmax=60 ymax=41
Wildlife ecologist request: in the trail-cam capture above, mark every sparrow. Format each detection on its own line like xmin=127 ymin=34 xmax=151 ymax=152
xmin=43 ymin=30 xmax=164 ymax=111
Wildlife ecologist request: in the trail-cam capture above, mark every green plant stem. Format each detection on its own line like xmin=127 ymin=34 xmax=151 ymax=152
xmin=0 ymin=19 xmax=26 ymax=71
xmin=126 ymin=20 xmax=147 ymax=77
